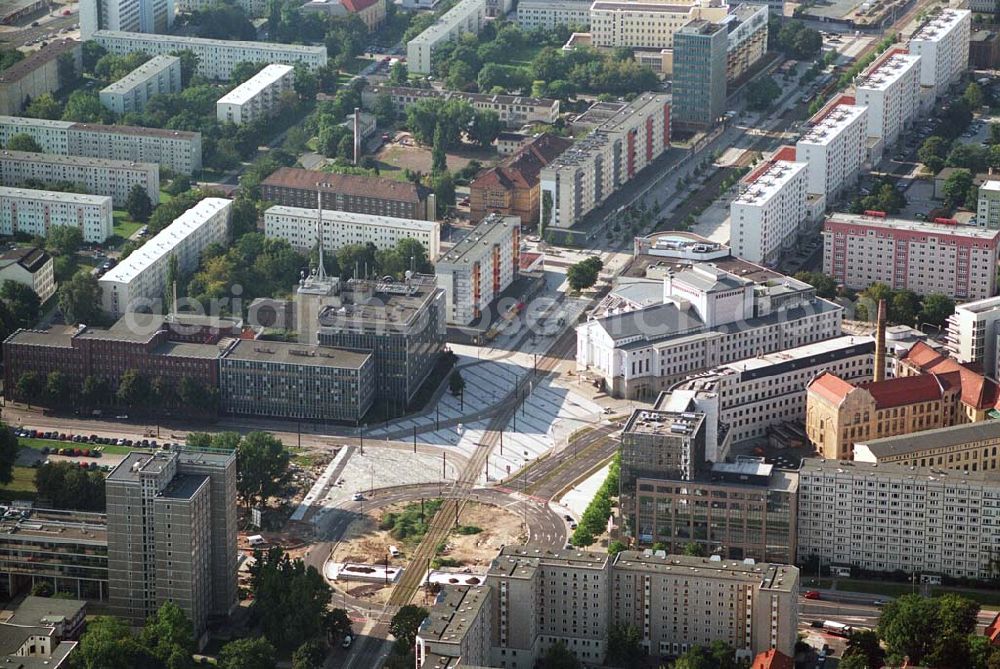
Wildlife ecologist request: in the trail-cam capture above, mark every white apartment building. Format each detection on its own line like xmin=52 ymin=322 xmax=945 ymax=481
xmin=406 ymin=0 xmax=486 ymax=74
xmin=99 ymin=55 xmax=182 ymax=115
xmin=216 ymin=64 xmax=295 ymax=126
xmin=795 ymin=103 xmax=868 ymax=201
xmin=854 ymin=49 xmax=921 ymax=146
xmin=798 ymin=458 xmax=1000 ymax=580
xmin=945 ymin=295 xmax=1000 ymax=380
xmin=589 ymin=0 xmax=729 ymax=49
xmin=730 ymin=159 xmax=808 ymax=265
xmin=670 ymin=335 xmax=875 ymax=445
xmin=0 ymin=247 xmax=56 ymax=302
xmin=612 ymin=552 xmax=799 ymax=660
xmin=79 ymin=0 xmax=174 ymax=38
xmin=0 ymin=186 xmax=113 ymax=243
xmin=823 ymin=212 xmax=1000 ymax=300
xmin=908 ymin=8 xmax=972 ymax=94
xmin=0 ymin=116 xmax=202 ymax=175
xmin=978 ymin=180 xmax=1000 ymax=230
xmin=576 ymin=262 xmax=844 ymax=398
xmin=99 ymin=198 xmax=231 ymax=316
xmin=92 ymin=30 xmax=327 ymax=81
xmin=515 ymin=0 xmax=590 ymax=30
xmin=540 ymin=93 xmax=670 ymax=230
xmin=0 ymin=150 xmax=159 ymax=207
xmin=435 ymin=213 xmax=518 ymax=325
xmin=263 ymin=205 xmax=441 ymax=258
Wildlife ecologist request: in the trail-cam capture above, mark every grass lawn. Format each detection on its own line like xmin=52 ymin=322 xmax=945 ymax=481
xmin=0 ymin=467 xmax=38 ymax=503
xmin=507 ymin=46 xmax=543 ymax=67
xmin=159 ymin=190 xmax=174 ymax=204
xmin=19 ymin=437 xmax=147 ymax=456
xmin=340 ymin=57 xmax=370 ymax=74
xmin=112 ymin=211 xmax=143 ymax=239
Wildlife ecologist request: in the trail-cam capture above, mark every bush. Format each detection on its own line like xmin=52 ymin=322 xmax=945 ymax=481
xmin=456 ymin=525 xmax=482 ymax=535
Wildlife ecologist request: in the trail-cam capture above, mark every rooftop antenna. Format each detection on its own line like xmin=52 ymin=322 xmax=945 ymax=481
xmin=315 ymin=186 xmax=327 ymax=281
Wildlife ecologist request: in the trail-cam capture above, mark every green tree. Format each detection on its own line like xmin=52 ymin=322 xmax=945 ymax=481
xmin=61 ymin=90 xmax=108 ymax=123
xmin=390 ymin=61 xmax=409 ymax=85
xmin=683 ymin=542 xmax=707 ymax=557
xmin=237 ymin=432 xmax=291 ymax=508
xmin=469 ymin=110 xmax=502 ymax=148
xmin=0 ymin=422 xmax=18 ymax=485
xmin=673 ymin=646 xmax=712 ymax=669
xmin=126 ymin=184 xmax=154 ymax=223
xmin=837 ymin=655 xmax=870 ymax=669
xmin=372 ymin=92 xmax=396 ymax=126
xmin=138 ymin=601 xmax=195 ymax=669
xmin=80 ymin=375 xmax=108 ymax=409
xmin=48 ymin=225 xmax=83 ymax=256
xmin=965 ymin=82 xmax=985 ymax=109
xmin=878 ymin=594 xmax=945 ymax=665
xmin=389 ymin=604 xmax=430 ymax=649
xmin=6 ymin=133 xmax=42 ymax=152
xmin=918 ymin=135 xmax=949 ymax=173
xmin=327 ymin=607 xmax=352 ymax=640
xmin=430 ymin=171 xmax=455 ymax=218
xmin=0 ymin=48 xmax=24 ymax=70
xmin=58 ymin=271 xmax=102 ymax=324
xmin=890 ymin=289 xmax=920 ymax=325
xmin=116 ymin=369 xmax=150 ymax=409
xmin=707 ymin=640 xmax=738 ymax=669
xmin=431 ymin=124 xmax=447 ymax=174
xmin=607 ymin=539 xmax=627 ymax=556
xmin=249 ymin=546 xmax=333 ymax=650
xmin=541 ymin=190 xmax=553 ymax=234
xmin=16 ymin=372 xmax=43 ymax=409
xmin=844 ymin=628 xmax=885 ymax=669
xmin=218 ymin=637 xmax=277 ymax=669
xmin=539 ymin=640 xmax=581 ymax=669
xmin=73 ymin=615 xmax=155 ymax=669
xmin=45 ymin=370 xmax=71 ymax=407
xmin=449 ymin=370 xmax=465 ymax=396
xmin=746 ymin=75 xmax=782 ymax=111
xmin=794 ymin=271 xmax=838 ymax=298
xmin=606 ymin=623 xmax=643 ymax=666
xmin=943 ymin=169 xmax=974 ymax=209
xmin=170 ymin=50 xmax=199 ymax=86
xmin=921 ymin=293 xmax=956 ymax=328
xmin=1 ymin=280 xmax=41 ymax=328
xmin=566 ymin=256 xmax=603 ymax=291
xmin=24 ymin=93 xmax=62 ymax=119
xmin=292 ymin=638 xmax=326 ymax=669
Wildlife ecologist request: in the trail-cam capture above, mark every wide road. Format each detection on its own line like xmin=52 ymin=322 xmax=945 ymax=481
xmin=503 ymin=423 xmax=619 ymax=500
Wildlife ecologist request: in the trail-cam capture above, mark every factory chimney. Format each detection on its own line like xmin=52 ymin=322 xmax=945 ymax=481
xmin=874 ymin=298 xmax=887 ymax=383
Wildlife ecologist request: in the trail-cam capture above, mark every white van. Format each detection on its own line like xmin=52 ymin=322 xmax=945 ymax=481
xmin=389 ymin=545 xmax=401 ymax=558
xmin=247 ymin=535 xmax=266 ymax=547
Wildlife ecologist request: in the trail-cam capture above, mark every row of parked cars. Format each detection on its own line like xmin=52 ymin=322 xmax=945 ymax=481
xmin=14 ymin=427 xmax=176 ymax=451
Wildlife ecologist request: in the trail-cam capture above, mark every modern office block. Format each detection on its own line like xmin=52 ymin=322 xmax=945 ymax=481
xmin=726 ymin=4 xmax=769 ymax=84
xmin=0 ymin=186 xmax=113 ymax=243
xmin=99 ymin=55 xmax=182 ymax=115
xmin=671 ymin=21 xmax=728 ymax=130
xmin=945 ymin=295 xmax=1000 ymax=377
xmin=0 ymin=150 xmax=159 ymax=207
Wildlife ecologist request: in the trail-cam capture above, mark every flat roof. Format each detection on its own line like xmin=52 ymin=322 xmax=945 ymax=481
xmin=100 ymin=198 xmax=230 ymax=285
xmin=720 ymin=334 xmax=874 ymax=375
xmin=0 ymin=149 xmax=158 ymax=172
xmin=107 ymin=451 xmax=171 ymax=483
xmin=0 ymin=186 xmax=111 ymax=207
xmin=799 ymin=104 xmax=867 ymax=146
xmin=217 ymin=63 xmax=293 ymax=106
xmin=222 ymin=339 xmax=372 ymax=369
xmin=69 ymin=121 xmax=199 ymax=141
xmin=0 ymin=507 xmax=107 ymax=544
xmin=734 ymin=159 xmax=806 ymax=206
xmin=800 ymin=456 xmax=1000 ymax=485
xmin=624 ymin=408 xmax=704 ymax=438
xmin=418 ymin=586 xmax=490 ymax=645
xmin=93 ymin=29 xmax=327 ymax=55
xmin=438 ymin=214 xmax=516 ymax=265
xmin=911 ymin=8 xmax=970 ymax=42
xmin=409 ymin=0 xmax=484 ymax=45
xmin=316 ymin=275 xmax=441 ymax=330
xmin=265 ymin=205 xmax=438 ymax=231
xmin=856 ymin=52 xmax=920 ymax=92
xmin=825 ymin=212 xmax=1000 ymax=240
xmin=158 ymin=473 xmax=208 ymax=500
xmin=0 ymin=39 xmax=78 ymax=84
xmin=5 ymin=597 xmax=85 ymax=627
xmin=0 ymin=115 xmax=74 ymax=130
xmin=100 ymin=55 xmax=179 ymax=95
xmin=612 ymin=552 xmax=797 ymax=591
xmin=859 ymin=420 xmax=1000 ymax=458
xmin=981 ymin=180 xmax=1000 ymax=194
xmin=3 ymin=327 xmax=75 ymax=348
xmin=153 ymin=340 xmax=223 ymax=359
xmin=488 ymin=545 xmax=609 ymax=579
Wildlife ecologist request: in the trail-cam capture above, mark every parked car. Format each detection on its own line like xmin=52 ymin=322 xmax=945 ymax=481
xmin=804 ymin=590 xmax=821 ymax=600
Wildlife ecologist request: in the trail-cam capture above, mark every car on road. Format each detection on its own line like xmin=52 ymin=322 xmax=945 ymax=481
xmin=341 ymin=635 xmax=353 ymax=649
xmin=565 ymin=544 xmax=574 ymax=550
xmin=873 ymin=599 xmax=888 ymax=607
xmin=563 ymin=514 xmax=573 ymax=522
xmin=31 ymin=20 xmax=39 ymax=26
xmin=352 ymin=492 xmax=364 ymax=501
xmin=803 ymin=590 xmax=821 ymax=600
xmin=569 ymin=522 xmax=578 ymax=530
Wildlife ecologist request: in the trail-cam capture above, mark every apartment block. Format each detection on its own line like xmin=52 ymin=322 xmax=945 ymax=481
xmin=106 ymin=448 xmax=236 ymax=637
xmin=854 ymin=49 xmax=921 ymax=146
xmin=908 ymin=8 xmax=971 ymax=93
xmin=978 ymin=180 xmax=1000 ymax=229
xmin=673 ymin=20 xmax=728 ymax=130
xmin=798 ymin=458 xmax=1000 ymax=580
xmin=79 ymin=0 xmax=174 ymax=36
xmin=261 ymin=167 xmax=435 ymax=221
xmin=264 ymin=205 xmax=441 ymax=258
xmin=726 ymin=4 xmax=769 ymax=84
xmin=219 ymin=340 xmax=375 ymax=423
xmin=856 ymin=420 xmax=1000 ymax=474
xmin=731 ymin=158 xmax=808 ymax=265
xmin=100 ymin=198 xmax=231 ymax=316
xmin=406 ymin=0 xmax=486 ymax=74
xmin=945 ymin=295 xmax=1000 ymax=378
xmin=795 ymin=102 xmax=868 ymax=200
xmin=416 ymin=586 xmax=493 ymax=669
xmin=540 ymin=94 xmax=670 ymax=230
xmin=362 ymin=84 xmax=561 ymax=128
xmin=822 ymin=212 xmax=1000 ymax=300
xmin=515 ymin=0 xmax=589 ymax=29
xmin=589 ymin=0 xmax=728 ymax=49
xmin=0 ymin=117 xmax=73 ymax=154
xmin=0 ymin=39 xmax=81 ymax=116
xmin=0 ymin=186 xmax=113 ymax=243
xmin=92 ymin=30 xmax=327 ymax=80
xmin=99 ymin=55 xmax=182 ymax=115
xmin=0 ymin=150 xmax=159 ymax=207
xmin=0 ymin=246 xmax=56 ymax=302
xmin=216 ymin=64 xmax=295 ymax=126
xmin=435 ymin=213 xmax=519 ymax=325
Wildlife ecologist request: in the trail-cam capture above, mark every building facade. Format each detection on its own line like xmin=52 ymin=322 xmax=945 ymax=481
xmin=672 ymin=20 xmax=728 ymax=130
xmin=796 ymin=102 xmax=868 ymax=201
xmin=99 ymin=198 xmax=231 ymax=316
xmin=216 ymin=63 xmax=295 ymax=126
xmin=908 ymin=8 xmax=971 ymax=94
xmin=361 ymin=85 xmax=561 ymax=128
xmin=854 ymin=49 xmax=921 ymax=146
xmin=79 ymin=0 xmax=175 ymax=37
xmin=978 ymin=180 xmax=1000 ymax=229
xmin=0 ymin=150 xmax=160 ymax=207
xmin=515 ymin=0 xmax=589 ymax=29
xmin=589 ymin=0 xmax=729 ymax=50
xmin=99 ymin=55 xmax=182 ymax=115
xmin=416 ymin=586 xmax=493 ymax=669
xmin=263 ymin=205 xmax=441 ymax=258
xmin=260 ymin=167 xmax=435 ymax=221
xmin=731 ymin=158 xmax=808 ymax=265
xmin=0 ymin=39 xmax=81 ymax=116
xmin=0 ymin=246 xmax=56 ymax=302
xmin=406 ymin=0 xmax=486 ymax=74
xmin=435 ymin=213 xmax=519 ymax=325
xmin=822 ymin=212 xmax=1000 ymax=300
xmin=945 ymin=295 xmax=1000 ymax=379
xmin=855 ymin=420 xmax=1000 ymax=473
xmin=725 ymin=4 xmax=769 ymax=84
xmin=0 ymin=186 xmax=113 ymax=243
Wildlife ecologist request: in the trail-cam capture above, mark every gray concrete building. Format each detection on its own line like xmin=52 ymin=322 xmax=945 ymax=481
xmin=672 ymin=20 xmax=728 ymax=130
xmin=0 ymin=150 xmax=160 ymax=207
xmin=99 ymin=55 xmax=182 ymax=115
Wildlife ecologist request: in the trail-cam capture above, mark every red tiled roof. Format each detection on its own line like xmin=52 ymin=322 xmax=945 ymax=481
xmin=808 ymin=371 xmax=856 ymax=406
xmin=341 ymin=0 xmax=380 ymax=12
xmin=472 ymin=134 xmax=573 ymax=192
xmin=987 ymin=612 xmax=1000 ymax=645
xmin=751 ymin=650 xmax=794 ymax=669
xmin=262 ymin=167 xmax=427 ymax=204
xmin=859 ymin=373 xmax=944 ymax=409
xmin=902 ymin=341 xmax=1000 ymax=410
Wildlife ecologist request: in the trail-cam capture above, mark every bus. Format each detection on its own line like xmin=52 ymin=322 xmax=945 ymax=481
xmin=822 ymin=621 xmax=853 ymax=637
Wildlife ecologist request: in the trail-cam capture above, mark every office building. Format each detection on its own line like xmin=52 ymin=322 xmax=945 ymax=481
xmin=978 ymin=180 xmax=1000 ymax=229
xmin=92 ymin=30 xmax=327 ymax=80
xmin=0 ymin=246 xmax=55 ymax=302
xmin=908 ymin=8 xmax=971 ymax=93
xmin=612 ymin=552 xmax=798 ymax=660
xmin=589 ymin=0 xmax=728 ymax=50
xmin=79 ymin=0 xmax=174 ymax=37
xmin=0 ymin=150 xmax=159 ymax=207
xmin=0 ymin=186 xmax=113 ymax=243
xmin=416 ymin=586 xmax=493 ymax=669
xmin=406 ymin=0 xmax=486 ymax=74
xmin=515 ymin=0 xmax=589 ymax=29
xmin=302 ymin=274 xmax=446 ymax=411
xmin=855 ymin=420 xmax=1000 ymax=472
xmin=435 ymin=213 xmax=519 ymax=325
xmin=945 ymin=294 xmax=1000 ymax=378
xmin=0 ymin=39 xmax=81 ymax=116
xmin=540 ymin=94 xmax=670 ymax=230
xmin=576 ymin=261 xmax=843 ymax=398
xmin=854 ymin=48 xmax=921 ymax=146
xmin=99 ymin=198 xmax=231 ymax=316
xmin=362 ymin=85 xmax=561 ymax=128
xmin=264 ymin=206 xmax=440 ymax=258
xmin=99 ymin=55 xmax=182 ymax=115
xmin=822 ymin=212 xmax=1000 ymax=300
xmin=725 ymin=4 xmax=769 ymax=84
xmin=621 ymin=409 xmax=708 ymax=490
xmin=798 ymin=458 xmax=1000 ymax=580
xmin=470 ymin=134 xmax=573 ymax=224
xmin=796 ymin=101 xmax=868 ymax=200
xmin=730 ymin=158 xmax=808 ymax=265
xmin=106 ymin=448 xmax=237 ymax=637
xmin=0 ymin=116 xmax=202 ymax=175
xmin=261 ymin=167 xmax=436 ymax=221
xmin=216 ymin=64 xmax=295 ymax=126
xmin=673 ymin=20 xmax=728 ymax=131
xmin=220 ymin=340 xmax=375 ymax=423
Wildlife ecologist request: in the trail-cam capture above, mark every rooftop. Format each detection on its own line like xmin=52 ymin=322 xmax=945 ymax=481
xmin=856 ymin=50 xmax=920 ymax=92
xmin=0 ymin=246 xmax=50 ymax=273
xmin=800 ymin=456 xmax=1000 ymax=484
xmin=100 ymin=54 xmax=179 ymax=95
xmin=0 ymin=39 xmax=78 ymax=84
xmin=0 ymin=115 xmax=74 ymax=130
xmin=370 ymin=84 xmax=558 ymax=109
xmin=0 ymin=186 xmax=111 ymax=207
xmin=911 ymin=8 xmax=970 ymax=42
xmin=265 ymin=205 xmax=437 ymax=231
xmin=807 ymin=370 xmax=858 ymax=406
xmin=3 ymin=327 xmax=75 ymax=348
xmin=825 ymin=212 xmax=1000 ymax=241
xmin=488 ymin=545 xmax=609 ymax=578
xmin=624 ymin=408 xmax=704 ymax=438
xmin=591 ymin=1 xmax=704 ymax=13
xmin=718 ymin=335 xmax=874 ymax=377
xmin=69 ymin=121 xmax=199 ymax=141
xmin=858 ymin=373 xmax=946 ymax=409
xmin=471 ymin=134 xmax=573 ymax=191
xmin=262 ymin=166 xmax=427 ymax=204
xmin=859 ymin=420 xmax=1000 ymax=458
xmin=108 ymin=451 xmax=172 ymax=483
xmin=612 ymin=552 xmax=798 ymax=591
xmin=0 ymin=507 xmax=107 ymax=544
xmin=315 ymin=274 xmax=441 ymax=331
xmin=0 ymin=149 xmax=158 ymax=172
xmin=734 ymin=160 xmax=807 ymax=206
xmin=222 ymin=339 xmax=372 ymax=369
xmin=4 ymin=596 xmax=85 ymax=628
xmin=799 ymin=104 xmax=867 ymax=146
xmin=93 ymin=29 xmax=327 ymax=55
xmin=217 ymin=63 xmax=294 ymax=106
xmin=900 ymin=341 xmax=999 ymax=409
xmin=159 ymin=473 xmax=208 ymax=500
xmin=408 ymin=0 xmax=484 ymax=45
xmin=438 ymin=214 xmax=517 ymax=265
xmin=418 ymin=586 xmax=490 ymax=645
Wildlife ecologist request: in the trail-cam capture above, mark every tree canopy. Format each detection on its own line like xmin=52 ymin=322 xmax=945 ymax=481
xmin=249 ymin=546 xmax=333 ymax=650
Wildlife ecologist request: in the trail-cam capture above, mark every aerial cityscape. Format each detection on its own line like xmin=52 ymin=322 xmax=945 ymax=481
xmin=1 ymin=0 xmax=1000 ymax=665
